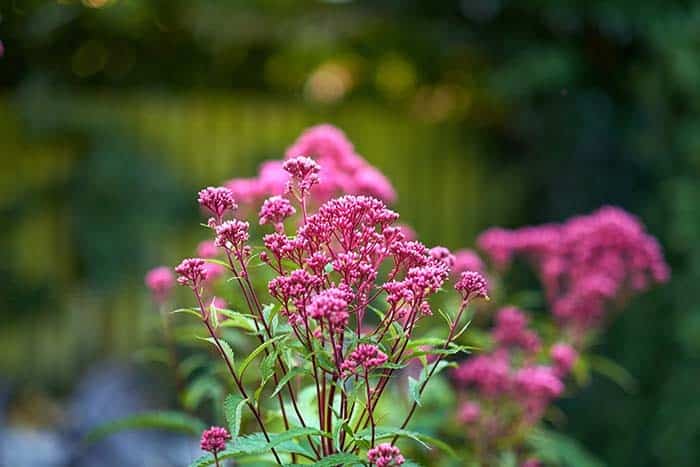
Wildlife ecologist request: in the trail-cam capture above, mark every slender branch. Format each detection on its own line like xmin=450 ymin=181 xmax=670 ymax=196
xmin=390 ymin=300 xmax=470 ymax=445
xmin=194 ymin=292 xmax=283 ymax=465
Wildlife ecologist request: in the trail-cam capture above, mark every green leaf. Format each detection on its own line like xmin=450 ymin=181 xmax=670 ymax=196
xmin=357 ymin=427 xmax=456 ymax=458
xmin=218 ymin=309 xmax=259 ymax=333
xmin=238 ymin=335 xmax=286 ymax=378
xmin=188 ymin=430 xmax=323 ymax=467
xmin=294 ymin=452 xmax=363 ymax=466
xmin=588 ymin=355 xmax=637 ymax=393
xmin=87 ymin=411 xmax=206 ymax=443
xmin=171 ymin=308 xmax=202 ymax=319
xmin=379 ymin=362 xmax=408 ymax=370
xmin=179 ymin=354 xmax=209 ymax=378
xmin=204 ymin=258 xmax=230 ymax=268
xmin=527 ymin=428 xmax=604 ymax=467
xmin=198 ymin=336 xmax=235 ymax=366
xmin=498 ymin=451 xmax=517 ymax=467
xmin=184 ymin=376 xmax=223 ymax=410
xmin=223 ymin=394 xmax=248 ymax=438
xmin=408 ymin=376 xmax=421 ymax=406
xmin=270 ymin=366 xmax=304 ymax=398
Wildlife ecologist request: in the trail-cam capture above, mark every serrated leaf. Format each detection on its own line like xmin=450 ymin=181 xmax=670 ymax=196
xmin=238 ymin=335 xmax=286 ymax=378
xmin=189 ymin=431 xmax=315 ymax=467
xmin=223 ymin=394 xmax=248 ymax=438
xmin=87 ymin=411 xmax=206 ymax=443
xmin=198 ymin=336 xmax=235 ymax=367
xmin=270 ymin=366 xmax=304 ymax=399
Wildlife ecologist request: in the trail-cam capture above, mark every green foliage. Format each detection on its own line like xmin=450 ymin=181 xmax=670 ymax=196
xmin=238 ymin=335 xmax=286 ymax=378
xmin=224 ymin=394 xmax=248 ymax=438
xmin=189 ymin=429 xmax=325 ymax=467
xmin=356 ymin=427 xmax=456 ymax=458
xmin=86 ymin=411 xmax=206 ymax=443
xmin=527 ymin=429 xmax=604 ymax=467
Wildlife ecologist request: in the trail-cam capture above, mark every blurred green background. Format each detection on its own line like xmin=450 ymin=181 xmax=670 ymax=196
xmin=1 ymin=1 xmax=699 ymax=466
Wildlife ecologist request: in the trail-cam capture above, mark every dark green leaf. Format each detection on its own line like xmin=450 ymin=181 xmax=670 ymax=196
xmin=270 ymin=366 xmax=304 ymax=398
xmin=238 ymin=335 xmax=286 ymax=378
xmin=87 ymin=411 xmax=206 ymax=443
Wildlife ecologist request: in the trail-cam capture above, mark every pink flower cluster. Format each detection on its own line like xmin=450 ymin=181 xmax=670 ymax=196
xmin=175 ymin=258 xmax=209 ymax=289
xmin=224 ymin=124 xmax=396 ymax=207
xmin=341 ymin=344 xmax=388 ymax=377
xmin=367 ymin=443 xmax=405 ymax=467
xmin=455 ymin=271 xmax=489 ymax=301
xmin=258 ymin=195 xmax=296 ymax=232
xmin=198 ymin=186 xmax=237 ymax=222
xmin=492 ymin=307 xmax=540 ymax=353
xmin=477 ymin=206 xmax=670 ymax=331
xmin=200 ymin=426 xmax=231 ymax=454
xmin=453 ymin=307 xmax=570 ymax=443
xmin=145 ymin=266 xmax=175 ymax=303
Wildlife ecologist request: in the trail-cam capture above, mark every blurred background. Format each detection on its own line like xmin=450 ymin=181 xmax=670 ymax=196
xmin=1 ymin=1 xmax=698 ymax=466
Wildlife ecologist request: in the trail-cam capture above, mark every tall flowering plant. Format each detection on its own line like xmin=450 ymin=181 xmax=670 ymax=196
xmin=439 ymin=207 xmax=669 ymax=466
xmin=161 ymin=156 xmax=487 ymax=466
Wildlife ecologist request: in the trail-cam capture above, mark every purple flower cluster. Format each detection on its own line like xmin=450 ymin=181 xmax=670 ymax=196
xmin=492 ymin=307 xmax=540 ymax=353
xmin=258 ymin=195 xmax=296 ymax=232
xmin=198 ymin=186 xmax=237 ymax=222
xmin=455 ymin=271 xmax=489 ymax=301
xmin=200 ymin=426 xmax=231 ymax=454
xmin=341 ymin=343 xmax=388 ymax=377
xmin=174 ymin=258 xmax=208 ymax=289
xmin=453 ymin=306 xmax=570 ymax=453
xmin=224 ymin=124 xmax=396 ymax=207
xmin=478 ymin=206 xmax=670 ymax=332
xmin=145 ymin=266 xmax=175 ymax=303
xmin=367 ymin=443 xmax=405 ymax=467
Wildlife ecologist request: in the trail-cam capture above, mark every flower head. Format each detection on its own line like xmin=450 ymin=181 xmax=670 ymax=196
xmin=215 ymin=220 xmax=250 ymax=251
xmin=550 ymin=343 xmax=578 ymax=377
xmin=285 ymin=124 xmax=396 ymax=203
xmin=259 ymin=195 xmax=296 ymax=230
xmin=476 ymin=206 xmax=670 ymax=331
xmin=367 ymin=443 xmax=405 ymax=467
xmin=455 ymin=271 xmax=489 ymax=301
xmin=200 ymin=426 xmax=231 ymax=454
xmin=145 ymin=266 xmax=175 ymax=303
xmin=429 ymin=246 xmax=456 ymax=268
xmin=492 ymin=307 xmax=540 ymax=353
xmin=341 ymin=344 xmax=388 ymax=377
xmin=283 ymin=156 xmax=321 ymax=194
xmin=307 ymin=287 xmax=352 ymax=334
xmin=175 ymin=258 xmax=208 ymax=289
xmin=198 ymin=187 xmax=237 ymax=221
